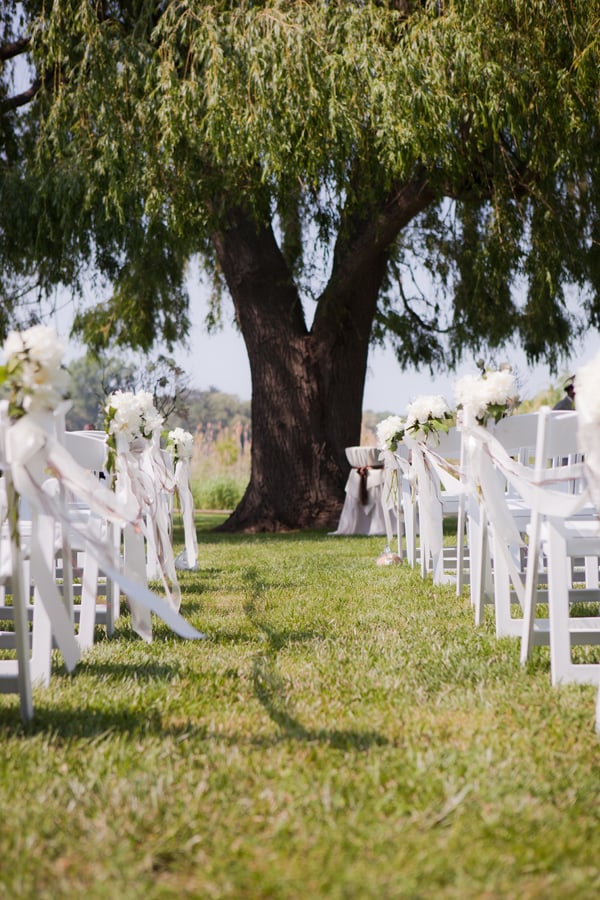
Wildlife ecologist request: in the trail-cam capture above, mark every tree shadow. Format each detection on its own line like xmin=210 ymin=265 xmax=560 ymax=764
xmin=241 ymin=566 xmax=390 ymax=751
xmin=251 ymin=653 xmax=389 ymax=751
xmin=0 ymin=560 xmax=389 ymax=750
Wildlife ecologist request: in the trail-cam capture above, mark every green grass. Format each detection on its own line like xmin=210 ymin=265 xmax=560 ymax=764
xmin=1 ymin=515 xmax=600 ymax=898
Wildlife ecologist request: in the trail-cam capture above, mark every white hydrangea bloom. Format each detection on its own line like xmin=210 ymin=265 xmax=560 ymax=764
xmin=135 ymin=390 xmax=163 ymax=436
xmin=376 ymin=415 xmax=405 ymax=451
xmin=4 ymin=324 xmax=66 ymax=375
xmin=455 ymin=368 xmax=517 ymax=424
xmin=406 ymin=394 xmax=449 ymax=428
xmin=2 ymin=325 xmax=68 ymax=413
xmin=105 ymin=390 xmax=164 ymax=440
xmin=106 ymin=391 xmax=143 ymax=438
xmin=168 ymin=427 xmax=194 ymax=459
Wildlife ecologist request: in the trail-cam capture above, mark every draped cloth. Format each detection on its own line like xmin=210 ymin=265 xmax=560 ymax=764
xmin=173 ymin=456 xmax=198 ymax=570
xmin=331 ymin=446 xmax=398 ymax=536
xmin=3 ymin=414 xmax=204 ymax=645
xmin=115 ymin=432 xmax=182 ymax=621
xmin=461 ymin=419 xmax=590 ymax=523
xmin=402 ymin=433 xmax=468 ymax=584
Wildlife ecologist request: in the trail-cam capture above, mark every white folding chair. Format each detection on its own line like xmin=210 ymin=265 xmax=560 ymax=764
xmin=60 ymin=430 xmax=121 ymax=649
xmin=520 ymin=408 xmax=596 ymax=664
xmin=0 ymin=405 xmax=80 ymax=716
xmin=463 ymin=413 xmax=539 ymax=632
xmin=0 ymin=466 xmax=34 ymax=721
xmin=404 ymin=426 xmax=464 ymax=585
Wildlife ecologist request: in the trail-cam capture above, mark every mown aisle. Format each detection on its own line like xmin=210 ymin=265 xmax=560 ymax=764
xmin=1 ymin=520 xmax=599 ymax=898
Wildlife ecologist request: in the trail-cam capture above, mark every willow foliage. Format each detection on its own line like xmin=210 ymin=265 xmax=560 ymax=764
xmin=6 ymin=0 xmax=600 ymax=365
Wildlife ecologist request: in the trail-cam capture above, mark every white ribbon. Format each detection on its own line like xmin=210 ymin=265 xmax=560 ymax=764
xmin=5 ymin=416 xmax=204 ymax=643
xmin=462 ymin=422 xmax=590 ymax=521
xmin=115 ymin=433 xmax=182 ymax=613
xmin=174 ymin=457 xmax=198 ymax=570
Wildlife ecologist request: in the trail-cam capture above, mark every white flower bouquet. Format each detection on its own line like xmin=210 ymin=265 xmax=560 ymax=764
xmin=454 ymin=367 xmax=518 ymax=426
xmin=104 ymin=390 xmax=164 ymax=473
xmin=376 ymin=414 xmax=405 ymax=452
xmin=105 ymin=390 xmax=163 ymax=442
xmin=167 ymin=427 xmax=195 ymax=463
xmin=404 ymin=394 xmax=452 ymax=443
xmin=135 ymin=391 xmax=165 ymax=438
xmin=0 ymin=324 xmax=69 ymax=418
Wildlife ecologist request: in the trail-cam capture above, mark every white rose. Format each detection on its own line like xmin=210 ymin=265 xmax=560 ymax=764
xmin=376 ymin=415 xmax=405 ymax=450
xmin=22 ymin=324 xmax=66 ymax=373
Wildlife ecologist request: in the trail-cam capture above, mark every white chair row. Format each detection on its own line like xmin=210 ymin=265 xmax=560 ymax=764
xmin=0 ymin=408 xmax=203 ymax=721
xmin=387 ymin=408 xmax=600 ymax=729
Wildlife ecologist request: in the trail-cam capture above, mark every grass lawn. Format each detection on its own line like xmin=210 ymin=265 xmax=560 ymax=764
xmin=1 ymin=514 xmax=599 ymax=899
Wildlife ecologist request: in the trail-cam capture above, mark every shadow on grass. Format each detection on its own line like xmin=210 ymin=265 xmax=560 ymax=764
xmin=187 ymin=526 xmax=342 ymax=547
xmin=241 ymin=566 xmax=390 ymax=751
xmin=252 ymin=653 xmax=389 ymax=751
xmin=0 ymin=557 xmax=389 ymax=749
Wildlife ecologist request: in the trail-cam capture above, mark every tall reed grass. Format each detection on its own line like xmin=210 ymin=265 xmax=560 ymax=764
xmin=190 ymin=427 xmax=250 ymax=510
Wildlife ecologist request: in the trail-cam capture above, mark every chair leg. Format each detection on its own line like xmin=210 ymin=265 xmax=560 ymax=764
xmin=469 ymin=499 xmax=490 ymax=626
xmin=30 ymin=512 xmax=55 ymax=688
xmin=10 ymin=539 xmax=33 ymax=722
xmin=456 ymin=493 xmax=466 ymax=596
xmin=547 ymin=524 xmax=575 ymax=686
xmin=520 ymin=512 xmax=542 ymax=665
xmin=77 ymin=523 xmax=102 ymax=651
xmin=402 ymin=485 xmax=417 ymax=568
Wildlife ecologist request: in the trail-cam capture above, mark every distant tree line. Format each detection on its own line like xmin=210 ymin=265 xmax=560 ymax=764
xmin=65 ymin=352 xmax=252 ymax=440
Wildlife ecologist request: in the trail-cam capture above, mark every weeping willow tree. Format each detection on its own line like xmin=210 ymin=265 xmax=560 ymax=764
xmin=4 ymin=0 xmax=600 ymax=529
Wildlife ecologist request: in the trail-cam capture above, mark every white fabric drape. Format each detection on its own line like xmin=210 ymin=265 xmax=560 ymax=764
xmin=174 ymin=457 xmax=198 ymax=570
xmin=5 ymin=415 xmax=204 ymax=644
xmin=332 ymin=446 xmax=398 ymax=536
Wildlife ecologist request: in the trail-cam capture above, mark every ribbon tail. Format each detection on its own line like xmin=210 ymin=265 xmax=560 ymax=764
xmin=176 ymin=459 xmax=198 ymax=570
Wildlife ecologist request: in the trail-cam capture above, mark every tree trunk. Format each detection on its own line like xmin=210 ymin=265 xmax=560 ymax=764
xmin=212 ymin=181 xmax=433 ymax=531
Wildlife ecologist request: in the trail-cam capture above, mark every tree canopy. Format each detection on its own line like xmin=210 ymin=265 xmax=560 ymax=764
xmin=3 ymin=1 xmax=600 ymax=529
xmin=3 ymin=0 xmax=600 ymax=363
xmin=6 ymin=0 xmax=596 ymax=371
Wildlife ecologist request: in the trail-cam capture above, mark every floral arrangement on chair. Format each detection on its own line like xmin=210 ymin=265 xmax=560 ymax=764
xmin=0 ymin=324 xmax=69 ymax=419
xmin=404 ymin=394 xmax=452 ymax=444
xmin=104 ymin=390 xmax=164 ymax=474
xmin=454 ymin=366 xmax=518 ymax=426
xmin=167 ymin=427 xmax=195 ymax=464
xmin=376 ymin=415 xmax=405 ymax=452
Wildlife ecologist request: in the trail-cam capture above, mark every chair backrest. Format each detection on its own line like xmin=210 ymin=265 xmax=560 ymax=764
xmin=63 ymin=431 xmax=108 ymax=471
xmin=532 ymin=408 xmax=581 ymax=493
xmin=535 ymin=409 xmax=579 ymax=469
xmin=435 ymin=426 xmax=462 ymax=461
xmin=490 ymin=413 xmax=539 ymax=461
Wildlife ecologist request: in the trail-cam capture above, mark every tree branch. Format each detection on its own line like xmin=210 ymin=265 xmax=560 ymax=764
xmin=0 ymin=36 xmax=30 ymax=61
xmin=313 ymin=174 xmax=435 ymax=332
xmin=1 ymin=78 xmax=41 ymax=113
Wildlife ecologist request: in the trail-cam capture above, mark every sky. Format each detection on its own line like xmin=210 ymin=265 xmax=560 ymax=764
xmin=169 ymin=278 xmax=600 ymax=415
